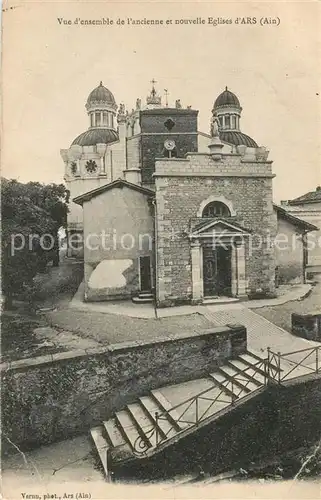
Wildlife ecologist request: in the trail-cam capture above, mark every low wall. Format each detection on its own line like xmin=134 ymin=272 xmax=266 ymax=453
xmin=292 ymin=312 xmax=321 ymax=341
xmin=1 ymin=323 xmax=246 ymax=452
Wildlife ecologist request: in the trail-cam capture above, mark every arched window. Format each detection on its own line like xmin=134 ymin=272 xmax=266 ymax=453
xmin=202 ymin=201 xmax=231 ymax=218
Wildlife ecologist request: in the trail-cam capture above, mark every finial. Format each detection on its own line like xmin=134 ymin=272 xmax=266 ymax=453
xmin=100 ymin=81 xmax=103 ymax=86
xmin=225 ymin=86 xmax=228 ymax=91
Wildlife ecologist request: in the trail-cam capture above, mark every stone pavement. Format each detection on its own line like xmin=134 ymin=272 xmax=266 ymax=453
xmin=246 ymin=284 xmax=312 ymax=309
xmin=202 ymin=304 xmax=317 ymax=355
xmin=46 ymin=279 xmax=317 ymax=357
xmin=70 ymin=281 xmax=312 ymax=319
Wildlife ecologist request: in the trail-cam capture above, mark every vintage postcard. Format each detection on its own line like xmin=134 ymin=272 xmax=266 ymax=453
xmin=1 ymin=0 xmax=321 ymax=498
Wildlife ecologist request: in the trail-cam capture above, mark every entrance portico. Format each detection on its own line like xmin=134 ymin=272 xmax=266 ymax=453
xmin=189 ymin=219 xmax=250 ymax=303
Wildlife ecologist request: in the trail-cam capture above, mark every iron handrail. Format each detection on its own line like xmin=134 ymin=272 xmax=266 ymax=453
xmin=156 ymin=357 xmax=266 ymax=421
xmin=132 ymin=346 xmax=321 ymax=457
xmin=267 ymin=346 xmax=320 ymax=383
xmin=273 ymin=345 xmax=321 ymax=357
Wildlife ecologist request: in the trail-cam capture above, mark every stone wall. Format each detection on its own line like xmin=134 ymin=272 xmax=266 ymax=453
xmin=141 ymin=134 xmax=198 ymax=185
xmin=140 ymin=109 xmax=198 ymax=185
xmin=155 ymin=154 xmax=277 ymax=306
xmin=292 ymin=312 xmax=321 ymax=341
xmin=1 ymin=324 xmax=246 ymax=452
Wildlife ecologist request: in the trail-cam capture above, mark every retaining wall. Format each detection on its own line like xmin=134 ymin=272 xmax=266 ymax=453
xmin=1 ymin=324 xmax=246 ymax=452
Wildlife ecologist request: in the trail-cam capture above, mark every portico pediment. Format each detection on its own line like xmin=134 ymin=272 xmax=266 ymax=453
xmin=189 ymin=217 xmax=251 ymax=239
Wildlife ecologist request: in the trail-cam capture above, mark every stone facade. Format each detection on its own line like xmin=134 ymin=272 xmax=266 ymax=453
xmin=154 ymin=152 xmax=277 ymax=306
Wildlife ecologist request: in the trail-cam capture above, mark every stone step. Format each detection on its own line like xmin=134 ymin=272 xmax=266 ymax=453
xmin=115 ymin=409 xmax=151 ymax=455
xmin=219 ymin=365 xmax=259 ymax=393
xmin=151 ymin=390 xmax=190 ymax=431
xmin=209 ymin=372 xmax=236 ymax=400
xmin=139 ymin=395 xmax=178 ymax=441
xmin=238 ymin=353 xmax=267 ymax=377
xmin=132 ymin=296 xmax=153 ymax=304
xmin=203 ymin=297 xmax=239 ymax=305
xmin=127 ymin=402 xmax=163 ymax=448
xmin=138 ymin=291 xmax=153 ymax=298
xmin=247 ymin=350 xmax=281 ymax=372
xmin=227 ymin=359 xmax=265 ymax=385
xmin=217 ymin=366 xmax=254 ymax=394
xmin=90 ymin=426 xmax=110 ymax=479
xmin=103 ymin=418 xmax=126 ymax=448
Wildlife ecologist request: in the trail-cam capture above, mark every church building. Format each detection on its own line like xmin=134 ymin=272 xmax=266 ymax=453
xmin=60 ymin=81 xmax=317 ymax=306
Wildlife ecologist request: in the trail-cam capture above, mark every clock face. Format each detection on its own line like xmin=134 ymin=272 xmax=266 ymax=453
xmin=164 ymin=139 xmax=176 ymax=151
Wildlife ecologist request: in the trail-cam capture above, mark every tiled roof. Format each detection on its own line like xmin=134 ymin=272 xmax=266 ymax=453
xmin=71 ymin=128 xmax=119 ymax=147
xmin=220 ymin=130 xmax=258 ymax=148
xmin=73 ymin=179 xmax=154 ymax=205
xmin=274 ymin=204 xmax=319 ymax=231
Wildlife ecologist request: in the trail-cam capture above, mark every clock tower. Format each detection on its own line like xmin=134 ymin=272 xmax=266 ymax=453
xmin=138 ymin=81 xmax=199 ymax=186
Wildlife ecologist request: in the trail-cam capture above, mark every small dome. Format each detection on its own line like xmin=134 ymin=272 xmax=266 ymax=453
xmin=86 ymin=82 xmax=116 ymax=108
xmin=214 ymin=87 xmax=241 ymax=109
xmin=71 ymin=129 xmax=119 ymax=147
xmin=220 ymin=130 xmax=258 ymax=148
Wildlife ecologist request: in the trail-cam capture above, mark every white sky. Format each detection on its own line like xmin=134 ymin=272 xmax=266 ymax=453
xmin=2 ymin=1 xmax=321 ymax=202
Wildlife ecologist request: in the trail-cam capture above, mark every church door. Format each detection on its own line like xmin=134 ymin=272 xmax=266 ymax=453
xmin=139 ymin=256 xmax=152 ymax=291
xmin=203 ymin=246 xmax=232 ymax=297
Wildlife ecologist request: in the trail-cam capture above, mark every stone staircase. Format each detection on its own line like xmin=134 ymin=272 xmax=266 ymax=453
xmin=132 ymin=291 xmax=153 ymax=304
xmin=90 ymin=350 xmax=275 ymax=480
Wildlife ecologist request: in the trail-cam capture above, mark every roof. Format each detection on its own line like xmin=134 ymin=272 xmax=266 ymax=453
xmin=71 ymin=128 xmax=119 ymax=147
xmin=189 ymin=217 xmax=252 ymax=235
xmin=214 ymin=88 xmax=241 ymax=109
xmin=73 ymin=179 xmax=155 ymax=206
xmin=288 ymin=187 xmax=321 ymax=205
xmin=274 ymin=204 xmax=319 ymax=231
xmin=140 ymin=108 xmax=198 ymax=115
xmin=220 ymin=130 xmax=258 ymax=148
xmin=86 ymin=82 xmax=116 ymax=108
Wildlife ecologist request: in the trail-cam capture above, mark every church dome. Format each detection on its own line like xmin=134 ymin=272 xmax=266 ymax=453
xmin=219 ymin=130 xmax=258 ymax=148
xmin=71 ymin=128 xmax=119 ymax=147
xmin=86 ymin=82 xmax=117 ymax=110
xmin=214 ymin=88 xmax=241 ymax=109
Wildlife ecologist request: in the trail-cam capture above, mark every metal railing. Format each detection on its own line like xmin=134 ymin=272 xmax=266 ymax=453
xmin=266 ymin=345 xmax=321 ymax=384
xmin=133 ymin=357 xmax=266 ymax=456
xmin=132 ymin=346 xmax=321 ymax=457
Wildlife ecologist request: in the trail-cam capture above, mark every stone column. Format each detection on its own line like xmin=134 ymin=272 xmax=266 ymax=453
xmin=237 ymin=241 xmax=247 ymax=296
xmin=231 ymin=244 xmax=237 ymax=296
xmin=231 ymin=241 xmax=247 ymax=297
xmin=191 ymin=239 xmax=203 ymax=303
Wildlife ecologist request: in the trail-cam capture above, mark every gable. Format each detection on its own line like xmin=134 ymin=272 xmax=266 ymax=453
xmin=73 ymin=179 xmax=154 ymax=206
xmin=189 ymin=218 xmax=251 ymax=238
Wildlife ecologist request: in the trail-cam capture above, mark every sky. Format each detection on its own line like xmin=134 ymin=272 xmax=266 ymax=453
xmin=2 ymin=1 xmax=321 ymax=203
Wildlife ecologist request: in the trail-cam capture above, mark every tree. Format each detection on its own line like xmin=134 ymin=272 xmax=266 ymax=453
xmin=22 ymin=181 xmax=70 ymax=266
xmin=1 ymin=179 xmax=69 ymax=308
